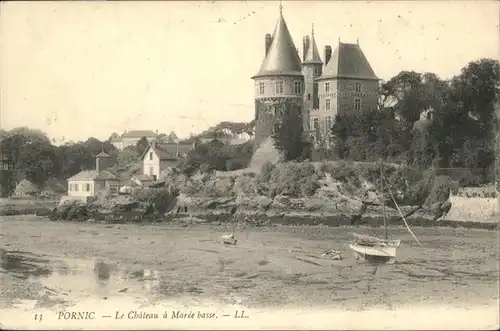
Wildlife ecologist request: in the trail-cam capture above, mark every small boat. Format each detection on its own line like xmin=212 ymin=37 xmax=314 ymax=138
xmin=349 ymin=233 xmax=401 ymax=264
xmin=349 ymin=159 xmax=421 ymax=264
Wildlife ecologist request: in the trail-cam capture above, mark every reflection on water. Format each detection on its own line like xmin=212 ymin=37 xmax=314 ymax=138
xmin=0 ymin=249 xmax=52 ymax=279
xmin=0 ymin=249 xmax=165 ymax=307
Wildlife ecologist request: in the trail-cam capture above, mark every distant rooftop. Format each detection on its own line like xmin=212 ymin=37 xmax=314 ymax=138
xmin=68 ymin=170 xmax=118 ymax=181
xmin=140 ymin=142 xmax=193 ymax=161
xmin=122 ymin=130 xmax=157 ymax=139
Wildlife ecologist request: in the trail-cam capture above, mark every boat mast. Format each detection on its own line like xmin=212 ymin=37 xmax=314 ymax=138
xmin=380 ymin=158 xmax=388 ymax=241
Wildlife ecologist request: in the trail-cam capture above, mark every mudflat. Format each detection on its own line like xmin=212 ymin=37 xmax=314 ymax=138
xmin=1 ymin=216 xmax=499 ymax=329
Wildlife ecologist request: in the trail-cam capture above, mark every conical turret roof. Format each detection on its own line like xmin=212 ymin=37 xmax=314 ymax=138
xmin=252 ymin=11 xmax=303 ymax=79
xmin=316 ymin=42 xmax=379 ymax=81
xmin=303 ymin=25 xmax=322 ymax=65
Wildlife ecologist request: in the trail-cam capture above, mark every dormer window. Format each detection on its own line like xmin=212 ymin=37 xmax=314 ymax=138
xmin=275 ymin=81 xmax=284 ymax=94
xmin=294 ymin=81 xmax=302 ymax=94
xmin=314 ymin=67 xmax=319 ymax=75
xmin=149 ymin=152 xmax=153 ymax=160
xmin=355 ymin=82 xmax=361 ymax=93
xmin=325 ymin=82 xmax=330 ymax=93
xmin=259 ymin=82 xmax=265 ymax=95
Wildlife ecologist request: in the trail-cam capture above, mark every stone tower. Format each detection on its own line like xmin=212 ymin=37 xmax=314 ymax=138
xmin=301 ymin=24 xmax=323 ymax=136
xmin=251 ymin=5 xmax=304 ymax=152
xmin=313 ymin=40 xmax=379 ymax=145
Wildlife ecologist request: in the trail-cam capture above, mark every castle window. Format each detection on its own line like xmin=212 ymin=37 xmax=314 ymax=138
xmin=294 ymin=81 xmax=302 ymax=94
xmin=313 ymin=118 xmax=320 ymax=140
xmin=312 ymin=118 xmax=319 ymax=131
xmin=325 ymin=116 xmax=332 ymax=133
xmin=259 ymin=82 xmax=265 ymax=95
xmin=307 ymin=93 xmax=311 ymax=101
xmin=325 ymin=82 xmax=330 ymax=93
xmin=325 ymin=98 xmax=331 ymax=111
xmin=275 ymin=81 xmax=284 ymax=94
xmin=273 ymin=122 xmax=281 ymax=134
xmin=354 ymin=98 xmax=361 ymax=111
xmin=355 ymin=82 xmax=361 ymax=93
xmin=272 ymin=105 xmax=279 ymax=116
xmin=314 ymin=67 xmax=319 ymax=75
xmin=85 ymin=183 xmax=91 ymax=192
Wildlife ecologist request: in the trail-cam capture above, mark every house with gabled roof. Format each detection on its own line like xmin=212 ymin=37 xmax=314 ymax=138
xmin=109 ymin=130 xmax=158 ymax=150
xmin=140 ymin=141 xmax=194 ymax=181
xmin=66 ymin=151 xmax=119 ymax=199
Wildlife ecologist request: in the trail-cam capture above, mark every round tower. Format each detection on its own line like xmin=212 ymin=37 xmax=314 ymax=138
xmin=301 ymin=24 xmax=323 ymax=136
xmin=251 ymin=6 xmax=304 ymax=151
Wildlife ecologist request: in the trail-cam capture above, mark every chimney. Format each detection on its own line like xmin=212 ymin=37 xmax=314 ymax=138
xmin=303 ymin=36 xmax=310 ymax=61
xmin=96 ymin=157 xmax=100 ymax=173
xmin=324 ymin=45 xmax=332 ymax=66
xmin=176 ymin=141 xmax=179 ymax=157
xmin=265 ymin=33 xmax=272 ymax=56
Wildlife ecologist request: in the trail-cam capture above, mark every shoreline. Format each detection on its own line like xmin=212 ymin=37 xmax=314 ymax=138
xmin=0 ymin=209 xmax=497 ymax=230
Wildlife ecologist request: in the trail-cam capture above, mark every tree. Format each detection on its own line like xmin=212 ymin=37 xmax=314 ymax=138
xmin=168 ymin=131 xmax=179 ymax=142
xmin=272 ymin=104 xmax=305 ymax=161
xmin=428 ymin=59 xmax=499 ymax=172
xmin=180 ymin=141 xmax=228 ymax=176
xmin=331 ymin=108 xmax=404 ymax=162
xmin=136 ymin=137 xmax=150 ymax=156
xmin=0 ymin=131 xmax=57 ymax=186
xmin=381 ymin=71 xmax=449 ymax=127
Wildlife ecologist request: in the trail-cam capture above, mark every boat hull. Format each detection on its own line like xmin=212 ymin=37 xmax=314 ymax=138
xmin=349 ymin=240 xmax=400 ymax=264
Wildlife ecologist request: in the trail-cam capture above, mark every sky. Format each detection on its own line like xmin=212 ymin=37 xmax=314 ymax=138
xmin=1 ymin=1 xmax=498 ymax=144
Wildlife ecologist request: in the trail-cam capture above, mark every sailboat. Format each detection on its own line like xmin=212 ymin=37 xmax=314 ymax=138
xmin=349 ymin=159 xmax=422 ymax=264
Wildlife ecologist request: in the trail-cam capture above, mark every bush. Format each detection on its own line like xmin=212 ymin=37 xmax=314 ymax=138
xmin=131 ymin=186 xmax=179 ymax=213
xmin=262 ymin=162 xmax=319 ymax=198
xmin=258 ymin=161 xmax=275 ymax=183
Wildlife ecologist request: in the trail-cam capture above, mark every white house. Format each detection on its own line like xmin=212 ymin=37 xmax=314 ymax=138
xmin=140 ymin=141 xmax=194 ymax=181
xmin=67 ymin=170 xmax=119 ymax=198
xmin=66 ymin=151 xmax=119 ymax=200
xmin=110 ymin=130 xmax=157 ymax=150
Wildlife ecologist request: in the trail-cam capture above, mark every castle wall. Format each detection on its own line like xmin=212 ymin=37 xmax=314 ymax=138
xmin=254 ymin=98 xmax=303 ymax=149
xmin=336 ymin=79 xmax=379 ymax=115
xmin=253 ymin=76 xmax=304 ymax=149
xmin=312 ymin=78 xmax=378 ymax=144
xmin=302 ymin=64 xmax=322 ymax=134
